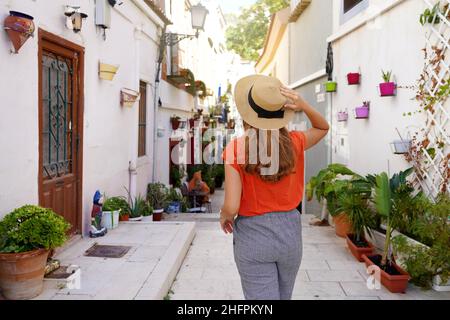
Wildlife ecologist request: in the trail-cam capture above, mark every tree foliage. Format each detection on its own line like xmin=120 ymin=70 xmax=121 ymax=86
xmin=225 ymin=0 xmax=289 ymax=61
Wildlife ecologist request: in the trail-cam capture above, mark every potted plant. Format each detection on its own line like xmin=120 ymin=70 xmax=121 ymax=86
xmin=166 ymin=188 xmax=183 ymax=213
xmin=101 ymin=196 xmax=122 ymax=229
xmin=336 ymin=180 xmax=375 ymax=262
xmin=170 ymin=115 xmax=181 ymax=130
xmin=99 ymin=62 xmax=119 ymax=81
xmin=324 ymin=43 xmax=337 ymax=92
xmin=147 ymin=182 xmax=169 ymax=221
xmin=392 ymin=193 xmax=450 ymax=291
xmin=128 ymin=194 xmax=148 ymax=221
xmin=390 ymin=140 xmax=411 ymax=154
xmin=362 ymin=172 xmax=411 ymax=293
xmin=0 ymin=205 xmax=70 ymax=299
xmin=337 ymin=111 xmax=348 ymax=122
xmin=4 ymin=11 xmax=35 ymax=53
xmin=379 ymin=70 xmax=396 ymax=96
xmin=170 ymin=165 xmax=185 ymax=188
xmin=103 ymin=196 xmax=130 ymax=222
xmin=306 ymin=164 xmax=360 ymax=237
xmin=347 ymin=71 xmax=361 ymax=85
xmin=355 ymin=101 xmax=370 ymax=119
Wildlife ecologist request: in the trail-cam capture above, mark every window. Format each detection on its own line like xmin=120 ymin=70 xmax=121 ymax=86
xmin=343 ymin=0 xmax=363 ymax=13
xmin=341 ymin=0 xmax=369 ymax=24
xmin=138 ymin=81 xmax=147 ymax=157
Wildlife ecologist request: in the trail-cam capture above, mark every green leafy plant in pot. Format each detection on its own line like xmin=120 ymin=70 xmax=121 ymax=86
xmin=147 ymin=182 xmax=169 ymax=221
xmin=392 ymin=193 xmax=450 ymax=290
xmin=336 ymin=179 xmax=376 ymax=261
xmin=363 ymin=170 xmax=412 ymax=293
xmin=0 ymin=205 xmax=70 ymax=299
xmin=306 ymin=163 xmax=359 ymax=237
xmin=103 ymin=196 xmax=130 ymax=222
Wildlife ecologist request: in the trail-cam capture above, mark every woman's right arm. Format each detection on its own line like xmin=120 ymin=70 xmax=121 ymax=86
xmin=280 ymin=86 xmax=329 ymax=150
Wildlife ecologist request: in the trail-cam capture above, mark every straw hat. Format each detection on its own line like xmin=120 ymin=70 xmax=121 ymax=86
xmin=234 ymin=74 xmax=295 ymax=130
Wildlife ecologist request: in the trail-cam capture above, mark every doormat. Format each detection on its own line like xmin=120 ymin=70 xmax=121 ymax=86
xmin=84 ymin=244 xmax=132 ymax=258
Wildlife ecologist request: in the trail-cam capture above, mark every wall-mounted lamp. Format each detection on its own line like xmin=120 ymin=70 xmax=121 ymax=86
xmin=65 ymin=6 xmax=88 ymax=33
xmin=162 ymin=2 xmax=209 ymax=46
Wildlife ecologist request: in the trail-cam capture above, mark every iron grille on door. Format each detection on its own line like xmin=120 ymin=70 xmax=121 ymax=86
xmin=41 ymin=53 xmax=73 ymax=179
xmin=138 ymin=81 xmax=147 ymax=157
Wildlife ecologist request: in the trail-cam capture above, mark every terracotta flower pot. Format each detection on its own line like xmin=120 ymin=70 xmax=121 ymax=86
xmin=345 ymin=234 xmax=374 ymax=262
xmin=4 ymin=11 xmax=35 ymax=53
xmin=153 ymin=209 xmax=164 ymax=221
xmin=0 ymin=248 xmax=49 ymax=300
xmin=119 ymin=214 xmax=129 ymax=221
xmin=362 ymin=254 xmax=410 ymax=293
xmin=333 ymin=213 xmax=352 ymax=238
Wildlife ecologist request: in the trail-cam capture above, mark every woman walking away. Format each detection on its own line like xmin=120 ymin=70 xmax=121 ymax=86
xmin=220 ymin=75 xmax=329 ymax=300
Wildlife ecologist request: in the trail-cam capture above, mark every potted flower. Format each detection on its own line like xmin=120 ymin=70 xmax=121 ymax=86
xmin=336 ymin=180 xmax=375 ymax=262
xmin=101 ymin=196 xmax=122 ymax=229
xmin=0 ymin=205 xmax=70 ymax=299
xmin=362 ymin=172 xmax=411 ymax=293
xmin=347 ymin=71 xmax=361 ymax=85
xmin=166 ymin=188 xmax=183 ymax=213
xmin=170 ymin=115 xmax=181 ymax=130
xmin=379 ymin=70 xmax=396 ymax=96
xmin=355 ymin=101 xmax=370 ymax=119
xmin=337 ymin=111 xmax=348 ymax=122
xmin=306 ymin=164 xmax=360 ymax=237
xmin=147 ymin=182 xmax=169 ymax=221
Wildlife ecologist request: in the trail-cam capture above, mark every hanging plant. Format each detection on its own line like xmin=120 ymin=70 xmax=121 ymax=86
xmin=355 ymin=101 xmax=370 ymax=119
xmin=170 ymin=115 xmax=181 ymax=130
xmin=379 ymin=70 xmax=397 ymax=97
xmin=324 ymin=43 xmax=337 ymax=92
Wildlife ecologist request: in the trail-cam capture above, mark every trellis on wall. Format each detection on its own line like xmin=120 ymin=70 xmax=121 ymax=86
xmin=407 ymin=0 xmax=450 ymax=197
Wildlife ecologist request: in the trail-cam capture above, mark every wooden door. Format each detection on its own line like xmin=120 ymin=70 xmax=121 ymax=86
xmin=38 ymin=30 xmax=84 ymax=234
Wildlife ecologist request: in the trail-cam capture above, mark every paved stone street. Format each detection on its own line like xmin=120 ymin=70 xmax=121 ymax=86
xmin=165 ymin=189 xmax=450 ymax=300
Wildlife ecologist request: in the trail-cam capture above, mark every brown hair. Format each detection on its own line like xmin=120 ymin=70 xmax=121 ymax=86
xmin=241 ymin=121 xmax=296 ymax=182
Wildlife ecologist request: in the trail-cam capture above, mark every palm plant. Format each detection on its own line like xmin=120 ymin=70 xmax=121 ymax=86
xmin=372 ymin=168 xmax=414 ymax=267
xmin=336 ymin=180 xmax=374 ymax=245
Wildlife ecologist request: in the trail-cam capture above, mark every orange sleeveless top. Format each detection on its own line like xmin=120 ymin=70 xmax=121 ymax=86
xmin=222 ymin=131 xmax=306 ymax=217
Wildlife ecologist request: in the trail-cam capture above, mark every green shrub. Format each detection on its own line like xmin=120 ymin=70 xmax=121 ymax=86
xmin=0 ymin=205 xmax=70 ymax=253
xmin=103 ymin=196 xmax=130 ymax=216
xmin=147 ymin=182 xmax=169 ymax=210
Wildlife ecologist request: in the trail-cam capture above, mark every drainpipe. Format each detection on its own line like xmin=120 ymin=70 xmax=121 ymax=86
xmin=152 ymin=25 xmax=168 ymax=182
xmin=128 ymin=160 xmax=137 ymax=202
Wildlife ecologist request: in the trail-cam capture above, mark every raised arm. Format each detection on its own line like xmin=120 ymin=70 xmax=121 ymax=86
xmin=280 ymin=86 xmax=329 ymax=150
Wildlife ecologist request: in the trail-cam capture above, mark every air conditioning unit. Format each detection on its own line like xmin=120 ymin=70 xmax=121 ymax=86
xmin=95 ymin=0 xmax=111 ymax=29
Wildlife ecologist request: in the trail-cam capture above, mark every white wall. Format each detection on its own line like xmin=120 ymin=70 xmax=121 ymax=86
xmin=330 ymin=0 xmax=428 ymax=176
xmin=0 ymin=0 xmax=163 ymax=235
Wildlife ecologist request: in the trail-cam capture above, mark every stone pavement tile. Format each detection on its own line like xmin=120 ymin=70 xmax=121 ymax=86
xmin=126 ymin=245 xmax=168 ymax=263
xmin=93 ymin=261 xmax=159 ymax=299
xmin=175 ymin=266 xmax=206 ymax=281
xmin=307 ymin=270 xmax=365 ymax=282
xmin=52 ymin=293 xmax=93 ymax=300
xmin=326 ymin=259 xmax=368 ymax=271
xmin=295 ymin=270 xmax=310 ymax=282
xmin=171 ymin=278 xmax=242 ymax=295
xmin=202 ymin=266 xmax=240 ymax=280
xmin=339 ymin=281 xmax=408 ymax=299
xmin=292 ymin=281 xmax=346 ymax=298
xmin=299 ymin=259 xmax=330 ymax=270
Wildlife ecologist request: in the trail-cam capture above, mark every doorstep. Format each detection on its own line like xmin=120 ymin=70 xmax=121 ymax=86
xmin=33 ymin=221 xmax=195 ymax=300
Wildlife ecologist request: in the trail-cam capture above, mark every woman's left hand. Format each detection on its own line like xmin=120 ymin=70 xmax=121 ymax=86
xmin=220 ymin=212 xmax=235 ymax=234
